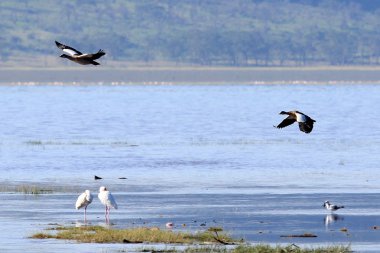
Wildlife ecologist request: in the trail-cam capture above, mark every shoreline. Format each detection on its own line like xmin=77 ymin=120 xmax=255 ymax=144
xmin=1 ymin=66 xmax=380 ymax=84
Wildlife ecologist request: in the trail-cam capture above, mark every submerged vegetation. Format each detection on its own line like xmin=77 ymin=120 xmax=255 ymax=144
xmin=0 ymin=184 xmax=54 ymax=194
xmin=0 ymin=183 xmax=82 ymax=194
xmin=17 ymin=185 xmax=53 ymax=194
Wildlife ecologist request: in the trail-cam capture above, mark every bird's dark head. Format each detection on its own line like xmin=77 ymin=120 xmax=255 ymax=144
xmin=279 ymin=111 xmax=288 ymax=115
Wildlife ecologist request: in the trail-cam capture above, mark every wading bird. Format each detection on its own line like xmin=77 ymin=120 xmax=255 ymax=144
xmin=275 ymin=110 xmax=316 ymax=133
xmin=323 ymin=200 xmax=345 ymax=212
xmin=75 ymin=190 xmax=93 ymax=221
xmin=55 ymin=41 xmax=105 ymax=65
xmin=98 ymin=186 xmax=118 ymax=222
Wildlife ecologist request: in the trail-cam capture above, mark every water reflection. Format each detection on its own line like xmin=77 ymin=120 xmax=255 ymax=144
xmin=75 ymin=221 xmax=93 ymax=227
xmin=324 ymin=213 xmax=344 ymax=227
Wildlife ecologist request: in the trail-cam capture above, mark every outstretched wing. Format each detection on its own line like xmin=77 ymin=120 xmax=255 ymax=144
xmin=298 ymin=121 xmax=314 ymax=133
xmin=78 ymin=49 xmax=106 ymax=60
xmin=275 ymin=116 xmax=296 ymax=129
xmin=55 ymin=41 xmax=83 ymax=55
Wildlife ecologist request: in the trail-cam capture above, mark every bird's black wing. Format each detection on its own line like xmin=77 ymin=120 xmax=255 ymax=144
xmin=79 ymin=49 xmax=106 ymax=60
xmin=55 ymin=41 xmax=83 ymax=55
xmin=298 ymin=121 xmax=314 ymax=133
xmin=275 ymin=117 xmax=296 ymax=129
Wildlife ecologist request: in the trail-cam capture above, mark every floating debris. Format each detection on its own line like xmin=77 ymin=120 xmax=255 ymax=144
xmin=280 ymin=233 xmax=317 ymax=238
xmin=123 ymin=239 xmax=142 ymax=244
xmin=166 ymin=222 xmax=174 ymax=229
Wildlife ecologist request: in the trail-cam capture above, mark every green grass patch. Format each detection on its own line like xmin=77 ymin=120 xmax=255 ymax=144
xmin=30 ymin=226 xmax=238 ymax=244
xmin=30 ymin=226 xmax=351 ymax=253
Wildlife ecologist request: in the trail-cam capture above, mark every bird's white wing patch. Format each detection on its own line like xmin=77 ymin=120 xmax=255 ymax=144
xmin=295 ymin=113 xmax=307 ymax=122
xmin=63 ymin=48 xmax=80 ymax=56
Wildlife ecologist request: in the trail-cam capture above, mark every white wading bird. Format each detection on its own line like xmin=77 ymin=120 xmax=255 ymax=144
xmin=275 ymin=110 xmax=316 ymax=134
xmin=323 ymin=200 xmax=345 ymax=212
xmin=98 ymin=186 xmax=118 ymax=222
xmin=55 ymin=41 xmax=106 ymax=65
xmin=75 ymin=190 xmax=93 ymax=221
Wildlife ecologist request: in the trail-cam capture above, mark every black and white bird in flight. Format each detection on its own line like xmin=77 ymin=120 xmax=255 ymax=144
xmin=275 ymin=110 xmax=316 ymax=133
xmin=55 ymin=41 xmax=105 ymax=65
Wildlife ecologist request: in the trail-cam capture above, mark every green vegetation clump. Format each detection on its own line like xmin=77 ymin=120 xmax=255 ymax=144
xmin=31 ymin=226 xmax=237 ymax=244
xmin=31 ymin=226 xmax=351 ymax=253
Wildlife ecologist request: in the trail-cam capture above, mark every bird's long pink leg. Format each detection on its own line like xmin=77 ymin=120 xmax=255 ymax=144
xmin=105 ymin=206 xmax=109 ymax=223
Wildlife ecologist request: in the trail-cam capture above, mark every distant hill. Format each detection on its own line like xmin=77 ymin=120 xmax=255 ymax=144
xmin=1 ymin=0 xmax=380 ymax=67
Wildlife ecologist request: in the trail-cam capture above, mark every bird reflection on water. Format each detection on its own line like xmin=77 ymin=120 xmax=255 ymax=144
xmin=324 ymin=213 xmax=344 ymax=227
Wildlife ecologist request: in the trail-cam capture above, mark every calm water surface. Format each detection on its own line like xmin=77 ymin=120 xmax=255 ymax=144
xmin=1 ymin=84 xmax=380 ymax=252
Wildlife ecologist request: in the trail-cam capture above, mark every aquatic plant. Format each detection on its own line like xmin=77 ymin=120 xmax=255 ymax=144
xmin=0 ymin=183 xmax=83 ymax=194
xmin=16 ymin=185 xmax=53 ymax=194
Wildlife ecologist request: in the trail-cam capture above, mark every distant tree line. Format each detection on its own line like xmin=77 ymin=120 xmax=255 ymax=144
xmin=1 ymin=0 xmax=380 ymax=66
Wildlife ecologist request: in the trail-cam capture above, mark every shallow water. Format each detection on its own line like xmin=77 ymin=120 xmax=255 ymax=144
xmin=1 ymin=84 xmax=380 ymax=252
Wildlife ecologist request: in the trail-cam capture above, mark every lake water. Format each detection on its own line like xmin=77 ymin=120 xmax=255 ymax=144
xmin=1 ymin=84 xmax=380 ymax=252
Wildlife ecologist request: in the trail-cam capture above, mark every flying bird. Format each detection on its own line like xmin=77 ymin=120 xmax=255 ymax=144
xmin=323 ymin=200 xmax=345 ymax=212
xmin=55 ymin=41 xmax=105 ymax=65
xmin=98 ymin=186 xmax=118 ymax=222
xmin=75 ymin=190 xmax=93 ymax=221
xmin=275 ymin=110 xmax=316 ymax=133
